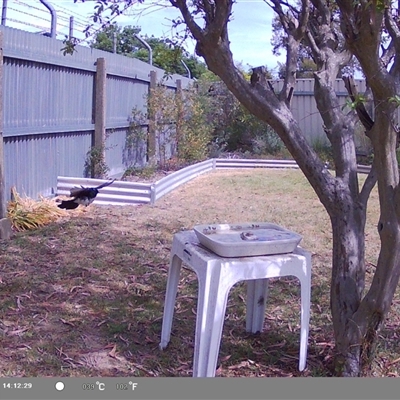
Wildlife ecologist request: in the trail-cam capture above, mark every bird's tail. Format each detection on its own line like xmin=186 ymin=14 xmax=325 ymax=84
xmin=57 ymin=200 xmax=79 ymax=210
xmin=95 ymin=179 xmax=116 ymax=190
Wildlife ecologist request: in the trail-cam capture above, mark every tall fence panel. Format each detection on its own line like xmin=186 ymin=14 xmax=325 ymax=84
xmin=272 ymin=78 xmax=368 ymax=144
xmin=106 ymin=75 xmax=148 ymax=128
xmin=4 ymin=131 xmax=92 ymax=197
xmin=0 ymin=25 xmax=192 ymax=202
xmin=0 ymin=23 xmax=389 ymax=206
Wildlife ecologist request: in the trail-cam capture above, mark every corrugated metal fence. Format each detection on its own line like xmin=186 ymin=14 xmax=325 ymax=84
xmin=0 ymin=25 xmax=381 ymax=205
xmin=272 ymin=78 xmax=367 ymax=144
xmin=0 ymin=25 xmax=192 ymax=202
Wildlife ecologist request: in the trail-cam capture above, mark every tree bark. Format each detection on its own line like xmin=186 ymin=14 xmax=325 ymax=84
xmin=329 ymin=202 xmax=366 ymax=376
xmin=169 ymin=0 xmax=400 ymax=376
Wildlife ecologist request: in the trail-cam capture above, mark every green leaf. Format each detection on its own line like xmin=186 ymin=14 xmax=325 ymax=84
xmin=389 ymin=95 xmax=400 ymax=107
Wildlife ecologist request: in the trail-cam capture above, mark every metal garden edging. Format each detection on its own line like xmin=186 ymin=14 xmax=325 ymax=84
xmin=215 ymin=158 xmax=299 ymax=169
xmin=215 ymin=158 xmax=372 ymax=175
xmin=152 ymin=159 xmax=215 ymax=204
xmin=57 ymin=176 xmax=153 ymax=206
xmin=57 ymin=159 xmax=372 ymax=207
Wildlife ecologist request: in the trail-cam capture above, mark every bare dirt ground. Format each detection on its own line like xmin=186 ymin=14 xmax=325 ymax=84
xmin=1 ymin=169 xmax=399 ymax=377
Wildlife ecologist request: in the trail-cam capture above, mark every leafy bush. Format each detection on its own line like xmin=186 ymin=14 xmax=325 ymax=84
xmin=175 ymin=88 xmax=213 ymax=162
xmin=197 ymin=74 xmax=283 ymax=156
xmin=127 ymin=82 xmax=213 ymax=167
xmin=84 ymin=144 xmax=109 ymax=179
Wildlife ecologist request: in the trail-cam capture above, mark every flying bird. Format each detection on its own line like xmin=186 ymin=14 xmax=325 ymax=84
xmin=58 ymin=179 xmax=115 ymax=210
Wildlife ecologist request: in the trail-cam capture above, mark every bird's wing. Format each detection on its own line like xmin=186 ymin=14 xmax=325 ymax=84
xmin=70 ymin=186 xmax=86 ymax=197
xmin=95 ymin=179 xmax=116 ymax=190
xmin=69 ymin=180 xmax=114 ymax=197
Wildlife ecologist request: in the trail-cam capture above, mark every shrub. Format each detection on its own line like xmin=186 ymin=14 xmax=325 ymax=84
xmin=127 ymin=82 xmax=213 ymax=168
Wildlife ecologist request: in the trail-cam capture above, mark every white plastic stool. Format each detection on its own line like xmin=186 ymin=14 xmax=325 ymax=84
xmin=159 ymin=230 xmax=311 ymax=377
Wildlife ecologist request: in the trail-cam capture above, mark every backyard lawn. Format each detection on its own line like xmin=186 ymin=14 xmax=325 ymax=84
xmin=0 ymin=168 xmax=399 ymax=377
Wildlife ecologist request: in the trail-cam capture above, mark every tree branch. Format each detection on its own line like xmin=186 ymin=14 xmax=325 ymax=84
xmin=310 ymin=0 xmax=330 ymax=25
xmin=170 ymin=0 xmax=204 ymax=41
xmin=337 ymin=0 xmax=393 ymax=95
xmin=343 ymin=76 xmax=374 ymax=131
xmin=380 ymin=40 xmax=395 ymax=70
xmin=171 ymin=0 xmax=339 ymax=210
xmin=171 ymin=0 xmax=233 ymax=59
xmin=200 ymin=0 xmax=215 ymax=21
xmin=211 ymin=0 xmax=233 ymax=40
xmin=269 ymin=0 xmax=309 ymax=105
xmin=384 ymin=8 xmax=400 ymax=77
xmin=305 ymin=29 xmax=322 ymax=62
xmin=296 ymin=0 xmax=310 ymax=40
xmin=384 ymin=8 xmax=400 ymax=44
xmin=360 ymin=164 xmax=377 ymax=208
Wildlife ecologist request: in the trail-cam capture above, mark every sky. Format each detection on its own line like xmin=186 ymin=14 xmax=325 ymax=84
xmin=3 ymin=0 xmax=285 ymax=73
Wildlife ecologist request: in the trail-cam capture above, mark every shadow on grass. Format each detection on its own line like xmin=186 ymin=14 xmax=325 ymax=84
xmin=0 ymin=216 xmax=342 ymax=377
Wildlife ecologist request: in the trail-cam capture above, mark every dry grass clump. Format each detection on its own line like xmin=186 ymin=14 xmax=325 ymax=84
xmin=7 ymin=187 xmax=68 ymax=232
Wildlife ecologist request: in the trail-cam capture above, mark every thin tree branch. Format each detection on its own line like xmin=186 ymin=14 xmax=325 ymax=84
xmin=381 ymin=41 xmax=395 ymax=69
xmin=170 ymin=0 xmax=204 ymax=41
xmin=360 ymin=164 xmax=377 ymax=208
xmin=384 ymin=8 xmax=400 ymax=77
xmin=343 ymin=76 xmax=374 ymax=131
xmin=305 ymin=29 xmax=322 ymax=62
xmin=269 ymin=0 xmax=309 ymax=105
xmin=296 ymin=0 xmax=309 ymax=40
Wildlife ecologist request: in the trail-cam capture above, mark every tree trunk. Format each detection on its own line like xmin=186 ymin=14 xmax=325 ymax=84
xmin=169 ymin=0 xmax=400 ymax=376
xmin=330 ymin=120 xmax=400 ymax=376
xmin=335 ymin=216 xmax=400 ymax=376
xmin=329 ymin=201 xmax=366 ymax=376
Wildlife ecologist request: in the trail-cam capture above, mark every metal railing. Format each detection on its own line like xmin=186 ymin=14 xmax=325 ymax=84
xmin=57 ymin=159 xmax=372 ymax=207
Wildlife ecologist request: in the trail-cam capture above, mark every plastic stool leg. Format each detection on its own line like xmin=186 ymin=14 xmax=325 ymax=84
xmin=204 ymin=285 xmax=233 ymax=377
xmin=193 ymin=266 xmax=232 ymax=377
xmin=298 ymin=272 xmax=311 ymax=371
xmin=245 ymin=280 xmax=256 ymax=332
xmin=246 ymin=279 xmax=269 ymax=333
xmin=159 ymin=254 xmax=182 ymax=350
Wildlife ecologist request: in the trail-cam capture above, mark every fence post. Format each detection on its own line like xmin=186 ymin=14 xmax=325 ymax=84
xmin=93 ymin=57 xmax=106 ymax=178
xmin=0 ymin=31 xmax=11 ymax=239
xmin=175 ymin=79 xmax=182 ymax=159
xmin=148 ymin=70 xmax=157 ymax=166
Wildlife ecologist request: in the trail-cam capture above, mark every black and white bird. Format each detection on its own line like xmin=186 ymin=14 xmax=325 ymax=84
xmin=57 ymin=179 xmax=115 ymax=210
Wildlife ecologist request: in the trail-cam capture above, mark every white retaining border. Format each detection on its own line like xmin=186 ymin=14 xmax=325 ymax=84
xmin=57 ymin=159 xmax=372 ymax=206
